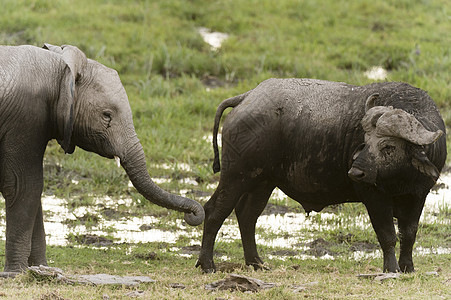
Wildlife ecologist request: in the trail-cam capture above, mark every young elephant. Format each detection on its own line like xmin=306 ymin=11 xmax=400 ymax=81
xmin=196 ymin=78 xmax=446 ymax=273
xmin=0 ymin=44 xmax=204 ymax=275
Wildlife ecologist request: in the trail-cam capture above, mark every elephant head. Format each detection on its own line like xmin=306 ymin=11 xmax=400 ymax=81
xmin=43 ymin=44 xmax=204 ymax=226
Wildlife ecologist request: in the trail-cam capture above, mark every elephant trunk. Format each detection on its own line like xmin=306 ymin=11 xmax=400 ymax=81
xmin=120 ymin=139 xmax=204 ymax=226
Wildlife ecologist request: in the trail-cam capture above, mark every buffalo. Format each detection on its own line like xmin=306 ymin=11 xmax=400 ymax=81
xmin=196 ymin=78 xmax=446 ymax=273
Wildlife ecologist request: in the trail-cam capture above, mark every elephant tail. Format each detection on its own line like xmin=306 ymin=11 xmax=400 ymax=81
xmin=212 ymin=91 xmax=251 ymax=173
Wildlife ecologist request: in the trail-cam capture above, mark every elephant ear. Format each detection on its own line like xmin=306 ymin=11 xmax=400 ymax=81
xmin=43 ymin=44 xmax=87 ymax=153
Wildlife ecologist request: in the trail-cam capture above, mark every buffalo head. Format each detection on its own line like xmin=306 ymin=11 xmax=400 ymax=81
xmin=348 ymin=93 xmax=443 ymax=185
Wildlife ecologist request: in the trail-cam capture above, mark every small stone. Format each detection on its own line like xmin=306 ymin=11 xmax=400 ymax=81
xmin=170 ymin=283 xmax=186 ymax=289
xmin=374 ymin=273 xmax=400 ymax=282
xmin=205 ymin=273 xmax=276 ymax=292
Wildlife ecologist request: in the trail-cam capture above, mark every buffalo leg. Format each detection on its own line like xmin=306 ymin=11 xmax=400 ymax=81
xmin=394 ymin=195 xmax=425 ymax=273
xmin=196 ymin=179 xmax=249 ymax=273
xmin=363 ymin=198 xmax=400 ymax=273
xmin=235 ymin=185 xmax=274 ymax=270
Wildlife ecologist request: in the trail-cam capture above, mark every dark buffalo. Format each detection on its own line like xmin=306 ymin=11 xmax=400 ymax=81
xmin=196 ymin=78 xmax=446 ymax=273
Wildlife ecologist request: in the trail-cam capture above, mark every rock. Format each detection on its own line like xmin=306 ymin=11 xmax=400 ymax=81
xmin=27 ymin=265 xmax=155 ymax=286
xmin=205 ymin=273 xmax=276 ymax=292
xmin=374 ymin=273 xmax=400 ymax=282
xmin=76 ymin=274 xmax=155 ymax=286
xmin=28 ymin=265 xmax=76 ymax=284
xmin=169 ymin=283 xmax=186 ymax=289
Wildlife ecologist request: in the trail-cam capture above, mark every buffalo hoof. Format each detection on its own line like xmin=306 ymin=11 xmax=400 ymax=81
xmin=399 ymin=264 xmax=415 ymax=273
xmin=383 ymin=265 xmax=401 ymax=273
xmin=252 ymin=264 xmax=270 ymax=271
xmin=195 ymin=259 xmax=216 ymax=274
xmin=246 ymin=256 xmax=269 ymax=271
xmin=202 ymin=267 xmax=216 ymax=274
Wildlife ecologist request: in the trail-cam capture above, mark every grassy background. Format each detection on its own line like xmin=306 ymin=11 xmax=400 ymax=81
xmin=1 ymin=0 xmax=450 ymax=299
xmin=2 ymin=0 xmax=450 ymax=195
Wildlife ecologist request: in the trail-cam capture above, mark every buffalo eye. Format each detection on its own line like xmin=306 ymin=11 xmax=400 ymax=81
xmin=381 ymin=145 xmax=396 ymax=156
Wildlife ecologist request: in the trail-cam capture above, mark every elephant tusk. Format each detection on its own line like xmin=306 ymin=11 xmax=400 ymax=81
xmin=114 ymin=156 xmax=121 ymax=168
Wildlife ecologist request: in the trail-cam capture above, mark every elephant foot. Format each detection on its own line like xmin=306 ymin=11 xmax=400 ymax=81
xmin=195 ymin=258 xmax=216 ymax=274
xmin=0 ymin=271 xmax=20 ymax=278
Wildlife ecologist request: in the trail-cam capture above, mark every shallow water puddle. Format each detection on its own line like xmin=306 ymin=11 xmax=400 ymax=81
xmin=41 ymin=195 xmax=200 ymax=246
xmin=364 ymin=66 xmax=388 ymax=80
xmin=198 ymin=27 xmax=229 ymax=50
xmin=0 ymin=174 xmax=449 ymax=260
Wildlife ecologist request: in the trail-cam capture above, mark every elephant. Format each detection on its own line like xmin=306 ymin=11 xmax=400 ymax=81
xmin=196 ymin=78 xmax=446 ymax=273
xmin=0 ymin=44 xmax=204 ymax=275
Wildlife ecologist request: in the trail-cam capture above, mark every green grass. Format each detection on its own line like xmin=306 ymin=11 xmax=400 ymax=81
xmin=3 ymin=0 xmax=450 ymax=190
xmin=0 ymin=239 xmax=449 ymax=299
xmin=1 ymin=193 xmax=449 ymax=299
xmin=1 ymin=0 xmax=451 ymax=298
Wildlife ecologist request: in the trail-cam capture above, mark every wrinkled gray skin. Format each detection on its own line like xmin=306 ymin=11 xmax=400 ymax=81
xmin=0 ymin=44 xmax=204 ymax=275
xmin=196 ymin=78 xmax=446 ymax=274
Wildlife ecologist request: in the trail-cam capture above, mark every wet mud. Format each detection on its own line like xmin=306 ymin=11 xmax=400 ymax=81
xmin=0 ymin=171 xmax=449 ymax=263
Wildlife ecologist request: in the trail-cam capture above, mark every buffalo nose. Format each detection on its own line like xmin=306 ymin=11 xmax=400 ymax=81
xmin=348 ymin=167 xmax=365 ymax=181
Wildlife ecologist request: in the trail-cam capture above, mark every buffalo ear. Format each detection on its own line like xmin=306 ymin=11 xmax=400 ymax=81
xmin=411 ymin=149 xmax=440 ymax=181
xmin=361 ymin=106 xmax=393 ymax=133
xmin=365 ymin=93 xmax=380 ymax=112
xmin=43 ymin=44 xmax=87 ymax=153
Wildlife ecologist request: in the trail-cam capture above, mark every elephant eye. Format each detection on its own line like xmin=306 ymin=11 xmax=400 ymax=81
xmin=102 ymin=111 xmax=112 ymax=127
xmin=75 ymin=73 xmax=82 ymax=85
xmin=102 ymin=111 xmax=111 ymax=119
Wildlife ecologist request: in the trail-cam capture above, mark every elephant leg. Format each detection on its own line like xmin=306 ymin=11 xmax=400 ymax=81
xmin=28 ymin=201 xmax=47 ymax=267
xmin=3 ymin=178 xmax=44 ymax=272
xmin=364 ymin=197 xmax=400 ymax=273
xmin=235 ymin=185 xmax=274 ymax=270
xmin=0 ymin=142 xmax=46 ymax=273
xmin=196 ymin=178 xmax=250 ymax=273
xmin=394 ymin=195 xmax=425 ymax=273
